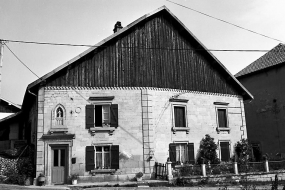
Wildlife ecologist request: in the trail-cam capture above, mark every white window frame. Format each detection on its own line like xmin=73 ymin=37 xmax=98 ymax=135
xmin=93 ymin=103 xmax=111 ymax=127
xmin=218 ymin=140 xmax=231 ymax=162
xmin=171 ymin=103 xmax=190 ymax=134
xmin=94 ymin=145 xmax=111 ymax=169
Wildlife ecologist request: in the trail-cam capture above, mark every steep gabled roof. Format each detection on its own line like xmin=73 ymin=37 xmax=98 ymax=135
xmin=24 ymin=6 xmax=252 ymax=100
xmin=236 ymin=43 xmax=285 ymax=78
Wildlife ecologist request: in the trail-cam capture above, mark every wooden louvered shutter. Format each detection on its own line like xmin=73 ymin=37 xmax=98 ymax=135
xmin=188 ymin=143 xmax=195 ymax=164
xmin=86 ymin=105 xmax=94 ymax=129
xmin=111 ymin=145 xmax=119 ymax=169
xmin=86 ymin=146 xmax=95 ymax=171
xmin=220 ymin=142 xmax=230 ymax=162
xmin=169 ymin=144 xmax=176 ymax=167
xmin=110 ymin=104 xmax=118 ymax=127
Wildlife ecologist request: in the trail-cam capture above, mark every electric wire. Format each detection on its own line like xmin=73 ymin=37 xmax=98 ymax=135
xmin=166 ymin=0 xmax=285 ymax=44
xmin=4 ymin=42 xmax=92 ymax=104
xmin=0 ymin=39 xmax=280 ymax=52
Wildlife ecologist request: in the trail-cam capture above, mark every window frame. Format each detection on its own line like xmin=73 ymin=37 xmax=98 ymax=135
xmin=169 ymin=142 xmax=195 ymax=167
xmin=218 ymin=140 xmax=231 ymax=162
xmin=94 ymin=103 xmax=112 ymax=127
xmin=215 ymin=106 xmax=230 ymax=134
xmin=171 ymin=103 xmax=190 ymax=134
xmin=95 ymin=145 xmax=111 ymax=169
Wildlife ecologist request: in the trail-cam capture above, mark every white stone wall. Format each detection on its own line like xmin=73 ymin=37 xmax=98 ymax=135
xmin=37 ymin=86 xmax=247 ymax=182
xmin=149 ymin=89 xmax=246 ymax=163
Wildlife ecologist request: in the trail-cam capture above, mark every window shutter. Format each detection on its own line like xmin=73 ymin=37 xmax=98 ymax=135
xmin=110 ymin=104 xmax=118 ymax=127
xmin=111 ymin=145 xmax=119 ymax=169
xmin=85 ymin=146 xmax=95 ymax=171
xmin=86 ymin=105 xmax=94 ymax=129
xmin=169 ymin=144 xmax=176 ymax=167
xmin=220 ymin=142 xmax=230 ymax=162
xmin=188 ymin=143 xmax=195 ymax=164
xmin=218 ymin=109 xmax=227 ymax=128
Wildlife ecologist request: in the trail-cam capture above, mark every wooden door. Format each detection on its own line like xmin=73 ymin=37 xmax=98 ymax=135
xmin=51 ymin=147 xmax=67 ymax=184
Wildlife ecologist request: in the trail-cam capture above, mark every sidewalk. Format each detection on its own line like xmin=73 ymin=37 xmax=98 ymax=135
xmin=0 ymin=181 xmax=279 ymax=190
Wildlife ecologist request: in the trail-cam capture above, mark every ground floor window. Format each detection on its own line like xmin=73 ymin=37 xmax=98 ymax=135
xmin=95 ymin=146 xmax=110 ymax=169
xmin=219 ymin=141 xmax=230 ymax=162
xmin=251 ymin=143 xmax=262 ymax=161
xmin=169 ymin=143 xmax=194 ymax=166
xmin=86 ymin=145 xmax=119 ymax=171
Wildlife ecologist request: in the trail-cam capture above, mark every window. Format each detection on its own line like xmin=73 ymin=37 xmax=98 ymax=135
xmin=169 ymin=143 xmax=195 ymax=167
xmin=251 ymin=143 xmax=262 ymax=162
xmin=174 ymin=106 xmax=186 ymax=127
xmin=217 ymin=108 xmax=228 ymax=128
xmin=219 ymin=141 xmax=230 ymax=162
xmin=86 ymin=104 xmax=118 ymax=128
xmin=216 ymin=107 xmax=230 ymax=133
xmin=172 ymin=104 xmax=190 ymax=134
xmin=85 ymin=145 xmax=119 ymax=171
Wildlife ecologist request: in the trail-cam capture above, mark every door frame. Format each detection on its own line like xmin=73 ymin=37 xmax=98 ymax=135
xmin=45 ymin=141 xmax=72 ymax=185
xmin=51 ymin=145 xmax=68 ymax=184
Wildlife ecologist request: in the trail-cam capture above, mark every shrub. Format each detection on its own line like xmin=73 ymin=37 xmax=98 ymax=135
xmin=235 ymin=139 xmax=253 ymax=164
xmin=197 ymin=134 xmax=219 ymax=164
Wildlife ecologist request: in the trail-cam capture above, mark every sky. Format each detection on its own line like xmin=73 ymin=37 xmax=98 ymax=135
xmin=1 ymin=0 xmax=285 ymax=105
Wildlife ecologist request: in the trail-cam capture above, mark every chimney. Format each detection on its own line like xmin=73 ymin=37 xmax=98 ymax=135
xmin=113 ymin=21 xmax=123 ymax=33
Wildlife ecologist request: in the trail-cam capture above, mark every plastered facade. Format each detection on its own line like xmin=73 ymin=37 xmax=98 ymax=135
xmin=36 ymin=86 xmax=247 ymax=184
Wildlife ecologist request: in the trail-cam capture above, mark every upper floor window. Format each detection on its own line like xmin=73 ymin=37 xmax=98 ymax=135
xmin=174 ymin=106 xmax=186 ymax=127
xmin=86 ymin=104 xmax=118 ymax=129
xmin=217 ymin=108 xmax=228 ymax=128
xmin=214 ymin=102 xmax=230 ymax=134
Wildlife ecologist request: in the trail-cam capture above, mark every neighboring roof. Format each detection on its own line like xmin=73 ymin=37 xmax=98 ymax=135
xmin=235 ymin=43 xmax=285 ymax=78
xmin=25 ymin=6 xmax=253 ymax=100
xmin=0 ymin=112 xmax=21 ymax=123
xmin=0 ymin=96 xmax=21 ymax=110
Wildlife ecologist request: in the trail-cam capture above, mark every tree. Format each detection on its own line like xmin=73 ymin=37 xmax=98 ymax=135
xmin=234 ymin=138 xmax=253 ymax=164
xmin=197 ymin=134 xmax=219 ymax=164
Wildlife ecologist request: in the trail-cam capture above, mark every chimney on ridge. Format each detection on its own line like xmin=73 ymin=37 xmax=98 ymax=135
xmin=113 ymin=21 xmax=123 ymax=33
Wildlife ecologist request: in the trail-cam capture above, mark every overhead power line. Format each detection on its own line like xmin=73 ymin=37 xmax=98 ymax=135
xmin=166 ymin=0 xmax=285 ymax=44
xmin=0 ymin=39 xmax=279 ymax=52
xmin=4 ymin=43 xmax=40 ymax=78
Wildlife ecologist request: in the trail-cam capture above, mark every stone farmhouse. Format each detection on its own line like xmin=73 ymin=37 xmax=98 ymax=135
xmin=236 ymin=43 xmax=285 ymax=160
xmin=2 ymin=6 xmax=253 ymax=185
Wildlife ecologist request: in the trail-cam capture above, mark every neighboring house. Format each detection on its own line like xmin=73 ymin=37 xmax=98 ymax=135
xmin=0 ymin=97 xmax=23 ymax=150
xmin=0 ymin=97 xmax=21 ymax=119
xmin=8 ymin=6 xmax=252 ymax=185
xmin=236 ymin=43 xmax=285 ymax=160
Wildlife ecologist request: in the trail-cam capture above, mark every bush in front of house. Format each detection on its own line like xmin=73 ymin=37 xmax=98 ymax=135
xmin=197 ymin=134 xmax=220 ymax=164
xmin=234 ymin=138 xmax=253 ymax=164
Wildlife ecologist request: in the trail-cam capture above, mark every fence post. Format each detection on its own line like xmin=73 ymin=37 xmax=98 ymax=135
xmin=201 ymin=164 xmax=206 ymax=177
xmin=166 ymin=161 xmax=173 ymax=181
xmin=233 ymin=162 xmax=238 ymax=174
xmin=264 ymin=159 xmax=269 ymax=172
